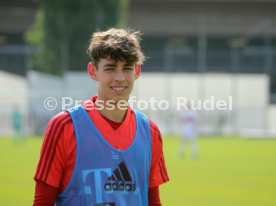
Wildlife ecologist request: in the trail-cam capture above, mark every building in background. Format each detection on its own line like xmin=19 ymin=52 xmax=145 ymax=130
xmin=128 ymin=0 xmax=276 ymax=74
xmin=0 ymin=0 xmax=36 ymax=76
xmin=126 ymin=0 xmax=276 ymax=136
xmin=1 ymin=0 xmax=276 ymax=136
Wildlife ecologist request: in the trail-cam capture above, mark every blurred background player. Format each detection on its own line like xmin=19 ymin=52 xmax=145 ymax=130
xmin=11 ymin=105 xmax=24 ymax=144
xmin=178 ymin=101 xmax=198 ymax=159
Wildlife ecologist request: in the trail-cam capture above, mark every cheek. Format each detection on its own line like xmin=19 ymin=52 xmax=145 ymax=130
xmin=99 ymin=75 xmax=111 ymax=84
xmin=126 ymin=73 xmax=136 ymax=81
xmin=127 ymin=78 xmax=135 ymax=89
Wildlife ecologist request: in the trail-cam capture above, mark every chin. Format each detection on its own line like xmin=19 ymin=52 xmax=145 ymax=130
xmin=112 ymin=95 xmax=129 ymax=102
xmin=115 ymin=97 xmax=128 ymax=102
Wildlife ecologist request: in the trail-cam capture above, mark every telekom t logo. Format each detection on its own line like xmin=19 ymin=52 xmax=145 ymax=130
xmin=82 ymin=168 xmax=112 ymax=203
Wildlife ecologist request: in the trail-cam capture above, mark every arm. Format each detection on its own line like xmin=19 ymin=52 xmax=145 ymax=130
xmin=148 ymin=186 xmax=161 ymax=206
xmin=148 ymin=119 xmax=170 ymax=205
xmin=33 ymin=112 xmax=72 ymax=205
xmin=33 ymin=181 xmax=58 ymax=206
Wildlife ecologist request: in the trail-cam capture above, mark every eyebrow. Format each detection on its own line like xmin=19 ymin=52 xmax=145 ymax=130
xmin=103 ymin=63 xmax=133 ymax=68
xmin=124 ymin=63 xmax=133 ymax=67
xmin=103 ymin=63 xmax=116 ymax=68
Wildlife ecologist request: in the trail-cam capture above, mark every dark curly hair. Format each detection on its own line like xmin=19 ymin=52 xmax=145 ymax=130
xmin=87 ymin=28 xmax=145 ymax=67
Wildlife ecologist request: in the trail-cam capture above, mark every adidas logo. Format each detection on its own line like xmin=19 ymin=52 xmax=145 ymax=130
xmin=104 ymin=161 xmax=136 ymax=192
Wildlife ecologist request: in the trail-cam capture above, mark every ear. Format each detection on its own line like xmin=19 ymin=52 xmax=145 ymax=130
xmin=87 ymin=62 xmax=97 ymax=80
xmin=135 ymin=64 xmax=141 ymax=80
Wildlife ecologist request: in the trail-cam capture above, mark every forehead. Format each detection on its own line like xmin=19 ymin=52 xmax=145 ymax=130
xmin=98 ymin=57 xmax=135 ymax=67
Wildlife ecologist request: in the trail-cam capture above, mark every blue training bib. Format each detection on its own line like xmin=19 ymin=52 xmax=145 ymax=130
xmin=55 ymin=105 xmax=151 ymax=206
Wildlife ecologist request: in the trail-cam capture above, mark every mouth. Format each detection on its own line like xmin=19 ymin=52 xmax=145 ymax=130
xmin=110 ymin=86 xmax=127 ymax=92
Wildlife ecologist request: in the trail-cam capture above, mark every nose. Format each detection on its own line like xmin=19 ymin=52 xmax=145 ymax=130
xmin=114 ymin=71 xmax=125 ymax=81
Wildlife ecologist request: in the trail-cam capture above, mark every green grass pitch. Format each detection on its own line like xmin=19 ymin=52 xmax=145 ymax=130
xmin=0 ymin=136 xmax=275 ymax=206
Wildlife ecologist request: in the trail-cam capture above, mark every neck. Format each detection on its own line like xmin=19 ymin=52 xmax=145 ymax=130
xmin=95 ymin=99 xmax=128 ymax=123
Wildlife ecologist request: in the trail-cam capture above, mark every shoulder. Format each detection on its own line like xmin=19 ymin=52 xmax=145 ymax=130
xmin=148 ymin=118 xmax=163 ymax=147
xmin=148 ymin=119 xmax=161 ymax=136
xmin=132 ymin=109 xmax=162 ymax=142
xmin=45 ymin=111 xmax=73 ymax=141
xmin=47 ymin=111 xmax=72 ymax=130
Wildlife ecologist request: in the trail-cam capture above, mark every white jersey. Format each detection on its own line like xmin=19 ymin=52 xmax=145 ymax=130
xmin=182 ymin=110 xmax=197 ymax=139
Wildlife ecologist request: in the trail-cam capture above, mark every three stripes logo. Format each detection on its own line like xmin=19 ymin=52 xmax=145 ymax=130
xmin=104 ymin=161 xmax=136 ymax=192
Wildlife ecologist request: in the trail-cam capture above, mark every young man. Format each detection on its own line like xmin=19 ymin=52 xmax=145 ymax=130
xmin=33 ymin=28 xmax=169 ymax=206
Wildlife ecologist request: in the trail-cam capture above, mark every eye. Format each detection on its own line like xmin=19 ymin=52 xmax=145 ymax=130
xmin=104 ymin=67 xmax=114 ymax=71
xmin=124 ymin=67 xmax=133 ymax=70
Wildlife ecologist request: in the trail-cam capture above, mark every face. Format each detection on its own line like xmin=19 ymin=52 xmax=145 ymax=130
xmin=88 ymin=58 xmax=140 ymax=103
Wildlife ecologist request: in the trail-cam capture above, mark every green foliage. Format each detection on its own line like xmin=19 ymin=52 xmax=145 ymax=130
xmin=25 ymin=0 xmax=129 ymax=75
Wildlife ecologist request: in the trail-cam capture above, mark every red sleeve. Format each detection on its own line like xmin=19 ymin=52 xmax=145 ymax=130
xmin=148 ymin=186 xmax=161 ymax=206
xmin=149 ymin=119 xmax=169 ymax=188
xmin=34 ymin=111 xmax=71 ymax=188
xmin=33 ymin=180 xmax=58 ymax=206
